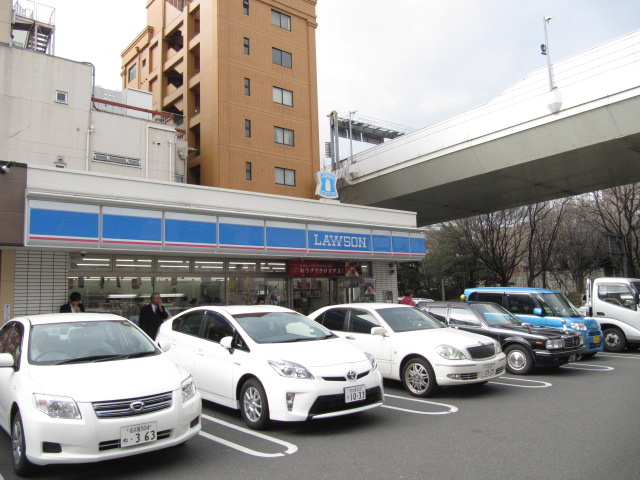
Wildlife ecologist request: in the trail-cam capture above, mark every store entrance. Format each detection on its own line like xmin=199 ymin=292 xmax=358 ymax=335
xmin=334 ymin=277 xmax=366 ymax=304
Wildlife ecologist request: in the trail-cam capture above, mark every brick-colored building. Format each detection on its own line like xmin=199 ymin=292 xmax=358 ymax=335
xmin=121 ymin=0 xmax=320 ymax=198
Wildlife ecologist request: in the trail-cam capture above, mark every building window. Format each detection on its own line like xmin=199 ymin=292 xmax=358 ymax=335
xmin=273 ymin=86 xmax=293 ymax=106
xmin=271 ymin=10 xmax=291 ymax=30
xmin=244 ymin=77 xmax=251 ymax=96
xmin=243 ymin=0 xmax=249 ymax=15
xmin=246 ymin=162 xmax=252 ymax=180
xmin=274 ymin=126 xmax=294 ymax=146
xmin=245 ymin=119 xmax=252 ymax=138
xmin=275 ymin=167 xmax=295 ymax=186
xmin=54 ymin=90 xmax=68 ymax=104
xmin=244 ymin=37 xmax=250 ymax=55
xmin=128 ymin=64 xmax=137 ymax=82
xmin=272 ymin=48 xmax=292 ymax=68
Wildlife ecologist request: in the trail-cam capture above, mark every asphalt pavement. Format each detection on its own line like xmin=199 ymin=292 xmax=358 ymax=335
xmin=1 ymin=351 xmax=639 ymax=480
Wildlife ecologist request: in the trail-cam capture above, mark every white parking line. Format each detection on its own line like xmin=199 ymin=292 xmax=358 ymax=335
xmin=382 ymin=394 xmax=458 ymax=415
xmin=560 ymin=363 xmax=614 ymax=371
xmin=199 ymin=414 xmax=298 ymax=458
xmin=599 ymin=352 xmax=640 ymax=359
xmin=488 ymin=377 xmax=552 ymax=388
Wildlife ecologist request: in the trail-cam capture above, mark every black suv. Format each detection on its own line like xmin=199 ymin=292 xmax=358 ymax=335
xmin=420 ymin=301 xmax=585 ymax=374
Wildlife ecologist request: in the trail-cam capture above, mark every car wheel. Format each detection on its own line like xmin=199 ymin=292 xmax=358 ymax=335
xmin=401 ymin=357 xmax=437 ymax=397
xmin=603 ymin=327 xmax=626 ymax=353
xmin=240 ymin=379 xmax=270 ymax=430
xmin=504 ymin=345 xmax=534 ymax=375
xmin=12 ymin=411 xmax=34 ymax=476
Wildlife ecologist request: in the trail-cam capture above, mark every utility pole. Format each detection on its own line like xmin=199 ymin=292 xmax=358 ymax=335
xmin=348 ymin=111 xmax=357 ymax=164
xmin=541 ymin=16 xmax=555 ymax=91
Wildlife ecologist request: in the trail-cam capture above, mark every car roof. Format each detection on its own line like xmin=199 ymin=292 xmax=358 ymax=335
xmin=175 ymin=305 xmax=297 ymax=315
xmin=10 ymin=313 xmax=128 ymax=326
xmin=322 ymin=303 xmax=414 ymax=309
xmin=464 ymin=287 xmax=560 ymax=294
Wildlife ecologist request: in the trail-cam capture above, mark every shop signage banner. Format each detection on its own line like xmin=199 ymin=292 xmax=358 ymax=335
xmin=288 ymin=261 xmax=346 ymax=277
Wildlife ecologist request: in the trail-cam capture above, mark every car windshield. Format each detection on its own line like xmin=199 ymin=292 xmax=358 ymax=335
xmin=29 ymin=320 xmax=158 ymax=365
xmin=470 ymin=303 xmax=523 ymax=327
xmin=377 ymin=307 xmax=444 ymax=332
xmin=539 ymin=293 xmax=582 ymax=317
xmin=234 ymin=311 xmax=336 ymax=344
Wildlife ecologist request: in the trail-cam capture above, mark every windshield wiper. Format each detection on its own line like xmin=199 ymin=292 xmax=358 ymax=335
xmin=56 ymin=351 xmax=157 ymax=364
xmin=277 ymin=337 xmax=319 ymax=343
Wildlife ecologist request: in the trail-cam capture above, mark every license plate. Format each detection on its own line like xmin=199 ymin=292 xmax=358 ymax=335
xmin=594 ymin=335 xmax=601 ymax=344
xmin=482 ymin=363 xmax=495 ymax=378
xmin=344 ymin=385 xmax=366 ymax=403
xmin=120 ymin=422 xmax=157 ymax=448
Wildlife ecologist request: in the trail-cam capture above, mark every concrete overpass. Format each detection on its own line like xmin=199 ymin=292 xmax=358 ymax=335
xmin=335 ymin=30 xmax=640 ymax=226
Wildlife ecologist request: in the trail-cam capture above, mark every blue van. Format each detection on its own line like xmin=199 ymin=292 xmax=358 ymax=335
xmin=462 ymin=287 xmax=603 ymax=357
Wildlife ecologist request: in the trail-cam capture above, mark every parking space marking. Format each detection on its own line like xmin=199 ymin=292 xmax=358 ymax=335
xmin=382 ymin=394 xmax=458 ymax=415
xmin=199 ymin=414 xmax=298 ymax=458
xmin=488 ymin=377 xmax=552 ymax=388
xmin=599 ymin=352 xmax=640 ymax=360
xmin=560 ymin=363 xmax=614 ymax=371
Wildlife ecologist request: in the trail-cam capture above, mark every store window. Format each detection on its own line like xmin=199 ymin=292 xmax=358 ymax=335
xmin=157 ymin=258 xmax=191 ymax=272
xmin=194 ymin=259 xmax=224 ymax=272
xmin=115 ymin=256 xmax=153 ymax=271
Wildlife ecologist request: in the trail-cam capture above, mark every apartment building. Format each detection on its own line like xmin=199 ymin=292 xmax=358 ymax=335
xmin=122 ymin=0 xmax=319 ymax=198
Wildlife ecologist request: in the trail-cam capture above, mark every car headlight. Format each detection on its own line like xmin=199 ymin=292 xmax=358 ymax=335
xmin=365 ymin=352 xmax=377 ymax=370
xmin=268 ymin=360 xmax=315 ymax=379
xmin=570 ymin=322 xmax=587 ymax=331
xmin=436 ymin=345 xmax=467 ymax=360
xmin=181 ymin=375 xmax=197 ymax=403
xmin=546 ymin=339 xmax=563 ymax=349
xmin=33 ymin=394 xmax=81 ymax=419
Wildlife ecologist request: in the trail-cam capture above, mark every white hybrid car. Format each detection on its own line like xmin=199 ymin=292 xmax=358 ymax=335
xmin=308 ymin=303 xmax=507 ymax=397
xmin=156 ymin=305 xmax=384 ymax=429
xmin=0 ymin=313 xmax=201 ymax=476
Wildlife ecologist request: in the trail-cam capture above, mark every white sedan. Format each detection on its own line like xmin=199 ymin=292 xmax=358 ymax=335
xmin=308 ymin=303 xmax=507 ymax=397
xmin=156 ymin=305 xmax=383 ymax=429
xmin=0 ymin=313 xmax=201 ymax=476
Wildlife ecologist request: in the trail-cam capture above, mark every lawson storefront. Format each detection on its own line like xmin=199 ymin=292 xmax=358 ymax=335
xmin=6 ymin=167 xmax=426 ymax=321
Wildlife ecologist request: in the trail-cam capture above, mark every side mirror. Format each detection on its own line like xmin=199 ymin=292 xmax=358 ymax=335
xmin=371 ymin=327 xmax=387 ymax=336
xmin=220 ymin=336 xmax=234 ymax=351
xmin=532 ymin=307 xmax=543 ymax=316
xmin=157 ymin=339 xmax=171 ymax=352
xmin=0 ymin=353 xmax=15 ymax=368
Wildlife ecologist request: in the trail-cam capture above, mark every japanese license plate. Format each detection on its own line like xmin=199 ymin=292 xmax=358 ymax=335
xmin=482 ymin=363 xmax=495 ymax=378
xmin=120 ymin=422 xmax=157 ymax=448
xmin=594 ymin=335 xmax=601 ymax=344
xmin=344 ymin=385 xmax=366 ymax=403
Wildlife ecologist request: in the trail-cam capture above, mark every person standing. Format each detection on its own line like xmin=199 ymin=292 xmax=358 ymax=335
xmin=139 ymin=293 xmax=169 ymax=339
xmin=399 ymin=289 xmax=415 ymax=306
xmin=60 ymin=292 xmax=85 ymax=313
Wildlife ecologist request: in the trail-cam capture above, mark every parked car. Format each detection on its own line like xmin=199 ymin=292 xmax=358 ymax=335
xmin=420 ymin=302 xmax=585 ymax=374
xmin=462 ymin=287 xmax=603 ymax=357
xmin=0 ymin=313 xmax=201 ymax=476
xmin=307 ymin=303 xmax=506 ymax=397
xmin=156 ymin=305 xmax=383 ymax=430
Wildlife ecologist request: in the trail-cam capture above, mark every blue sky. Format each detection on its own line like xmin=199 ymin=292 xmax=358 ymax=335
xmin=43 ymin=0 xmax=640 ymax=162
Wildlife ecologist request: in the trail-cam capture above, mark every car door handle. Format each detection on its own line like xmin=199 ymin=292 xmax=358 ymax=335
xmin=345 ymin=336 xmax=355 ymax=340
xmin=196 ymin=348 xmax=204 ymax=356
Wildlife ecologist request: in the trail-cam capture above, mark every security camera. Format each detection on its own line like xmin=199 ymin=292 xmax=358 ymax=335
xmin=0 ymin=161 xmax=14 ymax=174
xmin=80 ymin=251 xmax=87 ymax=258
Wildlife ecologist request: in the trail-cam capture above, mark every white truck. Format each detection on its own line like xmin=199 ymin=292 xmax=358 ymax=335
xmin=584 ymin=277 xmax=640 ymax=352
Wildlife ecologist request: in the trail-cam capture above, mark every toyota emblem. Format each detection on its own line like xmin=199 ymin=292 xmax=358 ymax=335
xmin=346 ymin=370 xmax=357 ymax=380
xmin=129 ymin=401 xmax=145 ymax=412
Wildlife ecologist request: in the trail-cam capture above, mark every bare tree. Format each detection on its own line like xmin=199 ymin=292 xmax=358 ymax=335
xmin=581 ymin=184 xmax=640 ymax=277
xmin=454 ymin=207 xmax=528 ymax=286
xmin=524 ymin=200 xmax=569 ymax=287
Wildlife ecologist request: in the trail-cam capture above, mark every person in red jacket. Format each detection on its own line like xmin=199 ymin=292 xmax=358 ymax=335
xmin=399 ymin=289 xmax=415 ymax=306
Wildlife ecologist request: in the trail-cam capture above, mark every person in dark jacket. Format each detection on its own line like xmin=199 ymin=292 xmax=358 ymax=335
xmin=139 ymin=293 xmax=169 ymax=339
xmin=60 ymin=292 xmax=85 ymax=313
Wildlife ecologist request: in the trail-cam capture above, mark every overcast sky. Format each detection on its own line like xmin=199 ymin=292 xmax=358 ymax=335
xmin=39 ymin=0 xmax=640 ymax=163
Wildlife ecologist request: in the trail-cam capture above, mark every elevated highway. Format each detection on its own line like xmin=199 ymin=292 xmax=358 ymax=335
xmin=335 ymin=30 xmax=640 ymax=226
